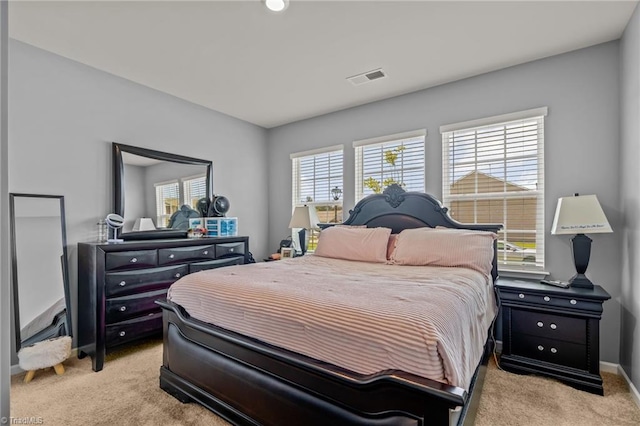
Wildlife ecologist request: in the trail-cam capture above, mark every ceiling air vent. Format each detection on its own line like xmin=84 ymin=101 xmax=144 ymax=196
xmin=347 ymin=68 xmax=387 ymax=86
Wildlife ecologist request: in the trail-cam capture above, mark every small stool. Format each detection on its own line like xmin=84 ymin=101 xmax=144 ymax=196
xmin=18 ymin=336 xmax=71 ymax=383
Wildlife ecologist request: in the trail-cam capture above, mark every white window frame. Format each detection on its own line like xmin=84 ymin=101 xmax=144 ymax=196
xmin=291 ymin=145 xmax=344 ymax=251
xmin=155 ymin=174 xmax=207 ymax=228
xmin=353 ymin=129 xmax=426 ymax=201
xmin=440 ymin=107 xmax=547 ymax=274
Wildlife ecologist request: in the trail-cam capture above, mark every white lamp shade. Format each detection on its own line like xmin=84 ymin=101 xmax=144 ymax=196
xmin=551 ymin=194 xmax=612 ymax=235
xmin=133 ymin=217 xmax=156 ymax=232
xmin=288 ymin=206 xmax=320 ymax=229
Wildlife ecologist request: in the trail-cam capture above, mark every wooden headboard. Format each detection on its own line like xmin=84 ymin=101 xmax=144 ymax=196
xmin=326 ymin=184 xmax=503 ymax=280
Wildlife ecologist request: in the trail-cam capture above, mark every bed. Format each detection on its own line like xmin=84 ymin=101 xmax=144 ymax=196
xmin=157 ymin=185 xmax=502 ymax=425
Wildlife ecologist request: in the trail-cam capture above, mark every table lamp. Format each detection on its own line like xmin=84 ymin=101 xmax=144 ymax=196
xmin=288 ymin=205 xmax=320 ymax=255
xmin=551 ymin=194 xmax=612 ymax=289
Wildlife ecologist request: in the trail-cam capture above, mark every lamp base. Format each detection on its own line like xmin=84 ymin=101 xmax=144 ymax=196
xmin=568 ymin=273 xmax=594 ymax=289
xmin=298 ymin=228 xmax=306 ymax=256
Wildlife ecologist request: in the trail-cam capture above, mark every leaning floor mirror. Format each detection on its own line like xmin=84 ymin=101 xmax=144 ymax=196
xmin=10 ymin=193 xmax=72 ymax=382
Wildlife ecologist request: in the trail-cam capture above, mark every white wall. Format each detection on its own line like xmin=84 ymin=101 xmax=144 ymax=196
xmin=619 ymin=3 xmax=640 ymax=391
xmin=268 ymin=42 xmax=622 ymax=363
xmin=8 ymin=39 xmax=270 ymax=364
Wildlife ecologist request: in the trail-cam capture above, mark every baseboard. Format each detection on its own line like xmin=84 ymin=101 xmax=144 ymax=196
xmin=599 ymin=361 xmax=618 ymax=374
xmin=616 ymin=364 xmax=640 ymax=409
xmin=11 ymin=348 xmax=78 ymax=376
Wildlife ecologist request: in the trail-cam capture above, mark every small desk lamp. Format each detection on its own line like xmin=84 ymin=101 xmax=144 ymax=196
xmin=551 ymin=194 xmax=612 ymax=289
xmin=288 ymin=205 xmax=320 ymax=255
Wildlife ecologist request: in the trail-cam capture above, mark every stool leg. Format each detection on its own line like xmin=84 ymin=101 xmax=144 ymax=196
xmin=53 ymin=363 xmax=65 ymax=376
xmin=24 ymin=370 xmax=35 ymax=383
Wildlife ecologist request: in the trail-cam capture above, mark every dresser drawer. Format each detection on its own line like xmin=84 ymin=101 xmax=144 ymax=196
xmin=215 ymin=242 xmax=245 ymax=258
xmin=511 ymin=334 xmax=587 ymax=370
xmin=500 ymin=290 xmax=603 ymax=314
xmin=106 ymin=312 xmax=163 ymax=347
xmin=158 ymin=245 xmax=216 ymax=265
xmin=190 ymin=257 xmax=243 ymax=273
xmin=105 ymin=264 xmax=188 ymax=297
xmin=511 ymin=309 xmax=587 ymax=345
xmin=105 ymin=250 xmax=157 ymax=271
xmin=106 ymin=289 xmax=167 ymax=323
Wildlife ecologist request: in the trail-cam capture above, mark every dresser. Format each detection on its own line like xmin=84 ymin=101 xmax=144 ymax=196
xmin=496 ymin=278 xmax=610 ymax=395
xmin=77 ymin=236 xmax=249 ymax=372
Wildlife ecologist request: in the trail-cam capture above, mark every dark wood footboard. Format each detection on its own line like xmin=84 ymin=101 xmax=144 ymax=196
xmin=158 ymin=300 xmax=491 ymax=426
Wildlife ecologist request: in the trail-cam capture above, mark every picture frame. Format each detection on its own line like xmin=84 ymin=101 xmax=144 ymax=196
xmin=280 ymin=247 xmax=294 ymax=259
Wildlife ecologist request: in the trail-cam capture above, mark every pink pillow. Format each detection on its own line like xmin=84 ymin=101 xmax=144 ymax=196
xmin=314 ymin=226 xmax=392 ymax=263
xmin=389 ymin=227 xmax=497 ymax=275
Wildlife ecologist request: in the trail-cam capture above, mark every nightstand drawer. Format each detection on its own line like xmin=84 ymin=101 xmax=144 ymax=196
xmin=500 ymin=290 xmax=603 ymax=313
xmin=512 ymin=310 xmax=587 ymax=344
xmin=511 ymin=334 xmax=587 ymax=370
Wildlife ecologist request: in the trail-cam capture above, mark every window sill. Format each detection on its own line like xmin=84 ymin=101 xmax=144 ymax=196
xmin=498 ymin=269 xmax=550 ymax=281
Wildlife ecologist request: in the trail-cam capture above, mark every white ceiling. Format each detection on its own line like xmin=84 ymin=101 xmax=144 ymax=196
xmin=8 ymin=1 xmax=638 ymax=128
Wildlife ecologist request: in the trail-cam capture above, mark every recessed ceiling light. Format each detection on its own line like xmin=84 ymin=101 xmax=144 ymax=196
xmin=264 ymin=0 xmax=289 ymax=13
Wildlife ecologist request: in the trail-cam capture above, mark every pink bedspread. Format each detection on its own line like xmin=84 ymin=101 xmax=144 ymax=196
xmin=167 ymin=255 xmax=497 ymax=390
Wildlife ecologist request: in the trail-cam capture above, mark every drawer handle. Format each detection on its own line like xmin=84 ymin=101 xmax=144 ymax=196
xmin=119 ymin=306 xmax=127 ymax=312
xmin=130 ymin=257 xmax=138 ymax=263
xmin=119 ymin=331 xmax=126 ymax=337
xmin=175 ymin=273 xmax=181 ymax=278
xmin=119 ymin=281 xmax=126 ymax=287
xmin=518 ymin=293 xmax=525 ymax=299
xmin=169 ymin=254 xmax=175 ymax=259
xmin=203 ymin=250 xmax=208 ymax=255
xmin=537 ymin=345 xmax=544 ymax=351
xmin=550 ymin=323 xmax=557 ymax=330
xmin=229 ymin=248 xmax=234 ymax=252
xmin=543 ymin=296 xmax=551 ymax=302
xmin=537 ymin=321 xmax=543 ymax=328
xmin=551 ymin=348 xmax=558 ymax=354
xmin=570 ymin=299 xmax=577 ymax=305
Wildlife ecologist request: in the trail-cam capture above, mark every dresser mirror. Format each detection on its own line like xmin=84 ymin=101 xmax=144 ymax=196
xmin=10 ymin=193 xmax=71 ymax=350
xmin=113 ymin=142 xmax=213 ymax=234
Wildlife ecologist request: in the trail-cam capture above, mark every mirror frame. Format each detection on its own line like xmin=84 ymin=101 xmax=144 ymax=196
xmin=112 ymin=142 xmax=214 ymax=225
xmin=10 ymin=193 xmax=71 ymax=351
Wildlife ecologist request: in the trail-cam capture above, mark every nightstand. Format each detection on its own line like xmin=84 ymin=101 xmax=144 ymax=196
xmin=495 ymin=278 xmax=611 ymax=395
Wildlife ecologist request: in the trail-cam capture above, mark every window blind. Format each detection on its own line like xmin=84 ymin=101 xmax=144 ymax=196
xmin=155 ymin=182 xmax=179 ymax=228
xmin=441 ymin=108 xmax=546 ymax=272
xmin=183 ymin=176 xmax=207 ymax=209
xmin=291 ymin=147 xmax=344 ymax=206
xmin=354 ymin=130 xmax=425 ymax=201
xmin=291 ymin=146 xmax=344 ymax=250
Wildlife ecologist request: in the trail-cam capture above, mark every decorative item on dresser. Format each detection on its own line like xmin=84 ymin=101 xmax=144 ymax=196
xmin=496 ymin=278 xmax=611 ymax=395
xmin=77 ymin=236 xmax=249 ymax=372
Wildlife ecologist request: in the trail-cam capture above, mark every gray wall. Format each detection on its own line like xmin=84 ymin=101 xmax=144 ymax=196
xmin=619 ymin=3 xmax=640 ymax=390
xmin=8 ymin=39 xmax=270 ymax=366
xmin=1 ymin=0 xmax=10 ymax=418
xmin=268 ymin=42 xmax=622 ymax=363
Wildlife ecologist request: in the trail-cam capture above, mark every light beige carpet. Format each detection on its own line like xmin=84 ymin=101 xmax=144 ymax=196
xmin=10 ymin=340 xmax=640 ymax=425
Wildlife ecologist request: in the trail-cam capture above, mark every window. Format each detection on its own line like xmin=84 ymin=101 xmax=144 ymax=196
xmin=354 ymin=130 xmax=426 ymax=201
xmin=155 ymin=175 xmax=207 ymax=228
xmin=183 ymin=176 xmax=207 ymax=208
xmin=291 ymin=145 xmax=344 ymax=250
xmin=441 ymin=107 xmax=547 ymax=272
